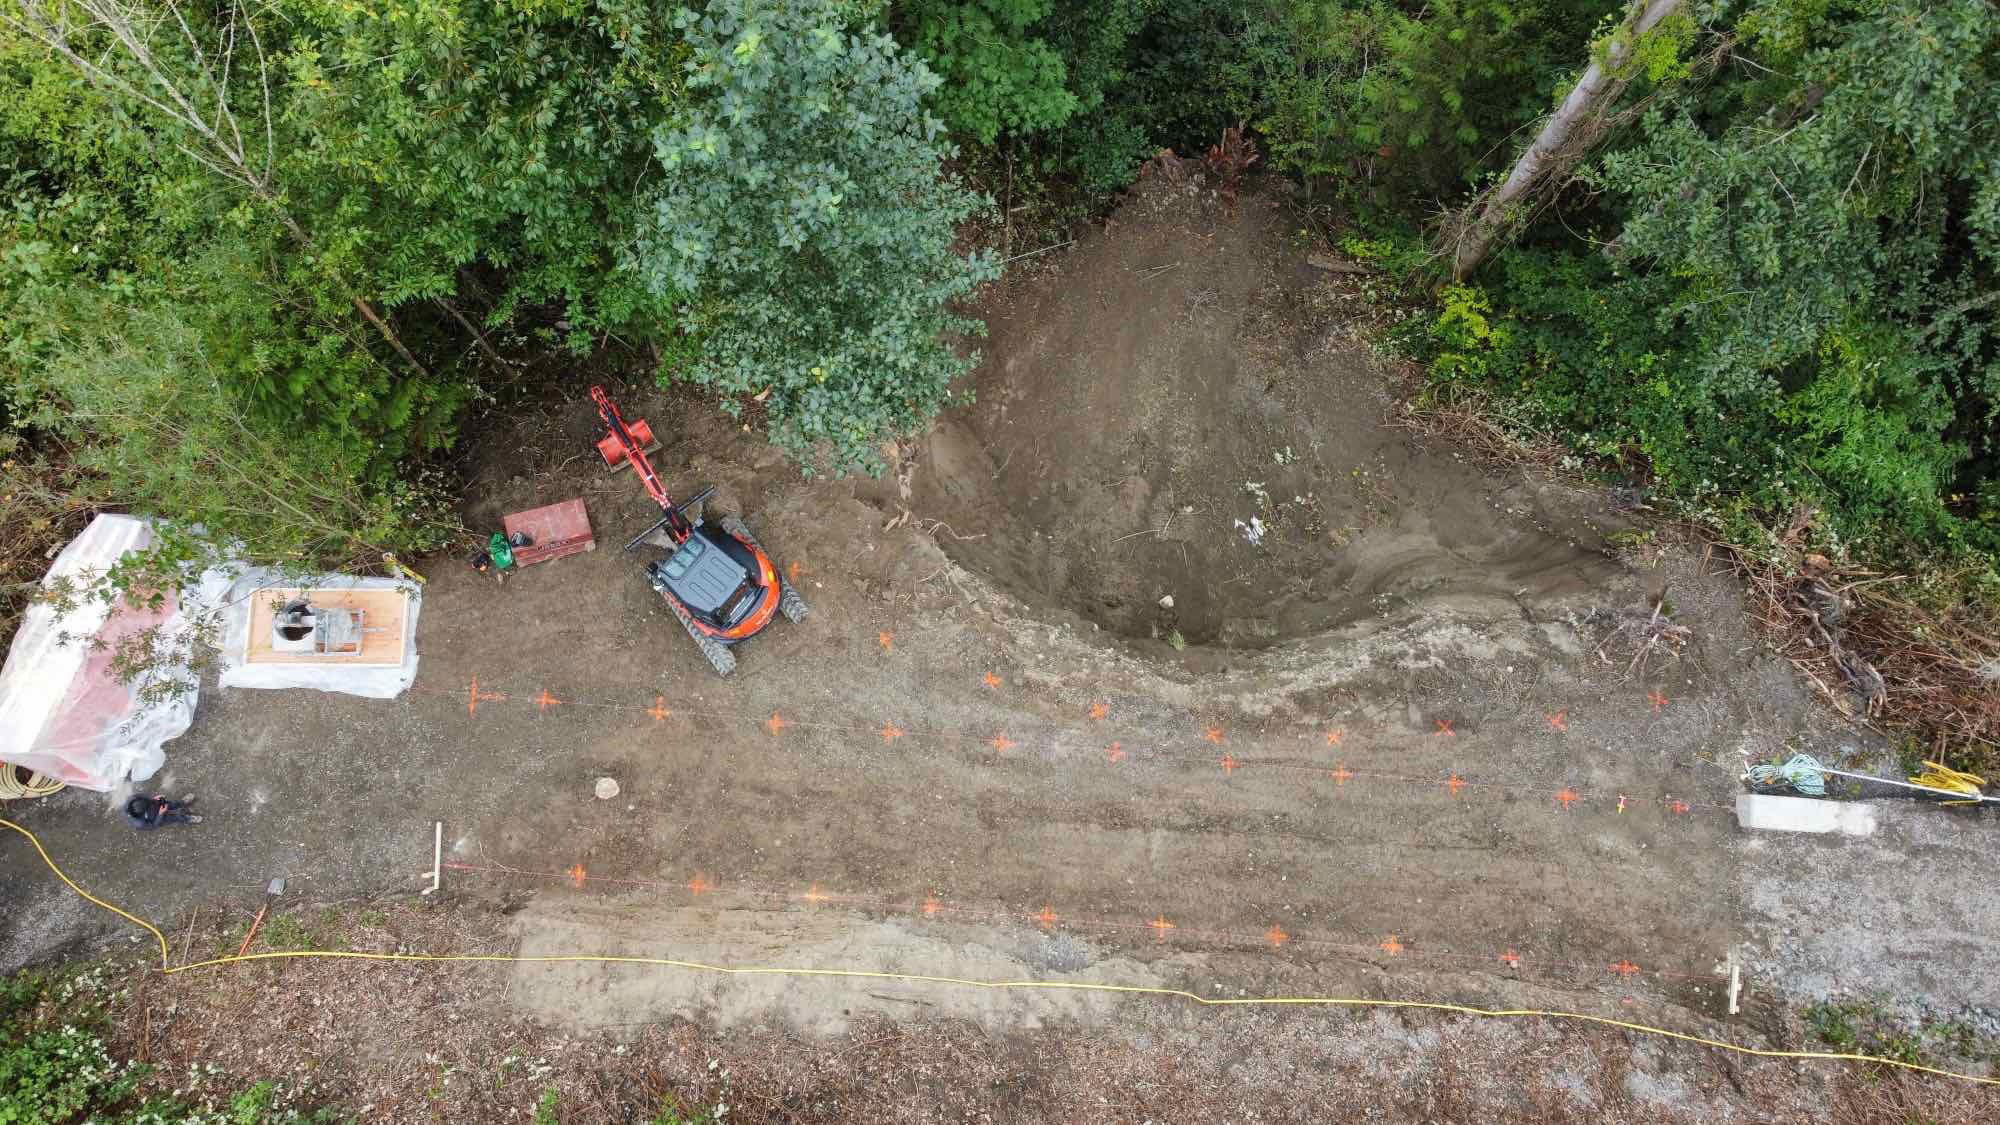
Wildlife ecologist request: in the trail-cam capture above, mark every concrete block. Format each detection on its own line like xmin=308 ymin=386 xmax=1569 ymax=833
xmin=1735 ymin=793 xmax=1877 ymax=837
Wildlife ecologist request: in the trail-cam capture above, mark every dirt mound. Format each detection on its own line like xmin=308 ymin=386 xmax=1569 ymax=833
xmin=914 ymin=177 xmax=1622 ymax=649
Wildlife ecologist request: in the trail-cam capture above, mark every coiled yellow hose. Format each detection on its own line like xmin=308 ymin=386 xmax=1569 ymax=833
xmin=0 ymin=764 xmax=65 ymax=800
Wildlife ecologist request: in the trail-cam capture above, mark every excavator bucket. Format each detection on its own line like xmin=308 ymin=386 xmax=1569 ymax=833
xmin=596 ymin=418 xmax=656 ymax=467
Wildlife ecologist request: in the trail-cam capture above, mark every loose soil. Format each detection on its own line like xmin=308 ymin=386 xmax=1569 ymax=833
xmin=915 ymin=185 xmax=1618 ymax=648
xmin=5 ymin=172 xmax=1998 ymax=1121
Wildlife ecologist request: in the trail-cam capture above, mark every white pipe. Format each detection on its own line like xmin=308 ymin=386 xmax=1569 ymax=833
xmin=419 ymin=821 xmax=441 ymax=894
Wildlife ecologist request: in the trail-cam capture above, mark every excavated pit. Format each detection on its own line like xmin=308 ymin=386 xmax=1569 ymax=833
xmin=915 ymin=177 xmax=1625 ymax=651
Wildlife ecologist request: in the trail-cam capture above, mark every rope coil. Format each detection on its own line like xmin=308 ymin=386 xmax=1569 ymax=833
xmin=1745 ymin=753 xmax=1828 ymax=796
xmin=1744 ymin=753 xmax=1992 ymax=805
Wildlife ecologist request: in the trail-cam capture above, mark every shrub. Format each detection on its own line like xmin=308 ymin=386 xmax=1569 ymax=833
xmin=0 ymin=1023 xmax=145 ymax=1122
xmin=0 ymin=965 xmax=338 ymax=1124
xmin=635 ymin=0 xmax=997 ymax=473
xmin=1210 ymin=0 xmax=1618 ymax=198
xmin=26 ymin=298 xmax=456 ymax=568
xmin=894 ymin=0 xmax=1078 ymax=144
xmin=1409 ymin=0 xmax=2000 ymax=561
xmin=277 ymin=0 xmax=690 ymax=348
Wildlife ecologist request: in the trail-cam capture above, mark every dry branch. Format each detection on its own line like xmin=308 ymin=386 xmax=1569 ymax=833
xmin=1592 ymin=594 xmax=1693 ymax=677
xmin=1719 ymin=526 xmax=1997 ymax=768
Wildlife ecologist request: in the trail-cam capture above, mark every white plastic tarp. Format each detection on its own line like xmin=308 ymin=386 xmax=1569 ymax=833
xmin=217 ymin=573 xmax=420 ymax=698
xmin=0 ymin=518 xmax=425 ymax=790
xmin=0 ymin=515 xmax=202 ymax=790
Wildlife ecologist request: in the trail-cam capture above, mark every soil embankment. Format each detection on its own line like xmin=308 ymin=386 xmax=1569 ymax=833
xmin=917 ymin=180 xmax=1619 ymax=649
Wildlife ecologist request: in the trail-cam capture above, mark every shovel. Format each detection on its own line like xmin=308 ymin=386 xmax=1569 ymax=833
xmin=237 ymin=877 xmax=286 ymax=956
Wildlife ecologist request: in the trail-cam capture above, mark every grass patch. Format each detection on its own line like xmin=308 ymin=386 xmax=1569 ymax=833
xmin=1806 ymin=1000 xmax=1861 ymax=1050
xmin=650 ymin=1094 xmax=722 ymax=1124
xmin=258 ymin=914 xmax=317 ymax=952
xmin=1804 ymin=998 xmax=2000 ymax=1074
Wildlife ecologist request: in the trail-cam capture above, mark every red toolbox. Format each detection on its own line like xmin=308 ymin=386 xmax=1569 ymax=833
xmin=502 ymin=498 xmax=594 ymax=567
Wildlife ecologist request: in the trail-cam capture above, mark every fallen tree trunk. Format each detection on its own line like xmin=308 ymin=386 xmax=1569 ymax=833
xmin=1448 ymin=0 xmax=1687 ymax=280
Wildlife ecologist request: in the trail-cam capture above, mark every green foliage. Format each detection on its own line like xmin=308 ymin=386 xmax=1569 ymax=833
xmin=1348 ymin=0 xmax=1592 ymax=192
xmin=1209 ymin=1 xmax=1360 ymax=184
xmin=648 ymin=1095 xmax=720 ymax=1124
xmin=0 ymin=966 xmax=333 ymax=1124
xmin=1414 ymin=249 xmax=1815 ymax=542
xmin=532 ymin=1086 xmax=561 ymax=1125
xmin=253 ymin=915 xmax=317 ymax=954
xmin=1600 ymin=0 xmax=2000 ymax=406
xmin=1337 ymin=229 xmax=1437 ymax=281
xmin=897 ymin=0 xmax=1181 ymax=193
xmin=1405 ymin=0 xmax=2000 ymax=562
xmin=1773 ymin=327 xmax=1964 ymax=539
xmin=1799 ymin=998 xmax=1996 ymax=1071
xmin=1429 ymin=284 xmax=1510 ymax=379
xmin=26 ymin=298 xmax=454 ymax=565
xmin=2 ymin=5 xmax=461 ymax=579
xmin=1806 ymin=1000 xmax=1860 ymax=1049
xmin=0 ymin=972 xmax=45 ymax=1027
xmin=1620 ymin=1 xmax=1696 ymax=83
xmin=167 ymin=1082 xmax=343 ymax=1125
xmin=179 ymin=241 xmax=466 ymax=472
xmin=277 ymin=0 xmax=688 ymax=344
xmin=1 ymin=1 xmax=694 ymax=588
xmin=948 ymin=0 xmax=1636 ymax=200
xmin=0 ymin=30 xmax=174 ymax=418
xmin=1212 ymin=0 xmax=1628 ymax=197
xmin=895 ymin=0 xmax=1077 ymax=143
xmin=2 ymin=3 xmax=470 ymax=459
xmin=637 ymin=0 xmax=997 ymax=472
xmin=0 ymin=1025 xmax=143 ymax=1123
xmin=0 ymin=980 xmax=145 ymax=1125
xmin=1076 ymin=0 xmax=1232 ymax=168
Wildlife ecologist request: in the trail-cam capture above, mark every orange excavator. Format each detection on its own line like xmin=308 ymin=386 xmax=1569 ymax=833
xmin=591 ymin=386 xmax=807 ymax=675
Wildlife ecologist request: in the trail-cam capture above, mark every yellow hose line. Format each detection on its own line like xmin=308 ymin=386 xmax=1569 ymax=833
xmin=2 ymin=818 xmax=168 ymax=967
xmin=5 ymin=818 xmax=1997 ymax=1088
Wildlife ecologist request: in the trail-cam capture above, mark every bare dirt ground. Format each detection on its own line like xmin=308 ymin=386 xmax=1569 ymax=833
xmin=916 ymin=184 xmax=1620 ymax=649
xmin=5 ymin=174 xmax=1999 ymax=1120
xmin=60 ymin=902 xmax=2000 ymax=1124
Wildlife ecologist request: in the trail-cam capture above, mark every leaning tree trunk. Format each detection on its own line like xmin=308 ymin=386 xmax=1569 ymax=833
xmin=1448 ymin=0 xmax=1687 ymax=280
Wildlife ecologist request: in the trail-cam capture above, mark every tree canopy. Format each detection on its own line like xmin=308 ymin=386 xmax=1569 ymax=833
xmin=2 ymin=0 xmax=990 ymax=571
xmin=2 ymin=0 xmax=1993 ymax=590
xmin=637 ymin=0 xmax=995 ymax=472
